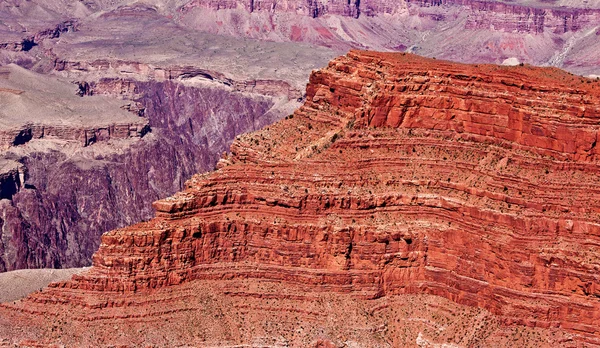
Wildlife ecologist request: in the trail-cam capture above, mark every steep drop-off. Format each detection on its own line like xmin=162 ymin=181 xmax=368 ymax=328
xmin=0 ymin=68 xmax=277 ymax=271
xmin=2 ymin=51 xmax=600 ymax=346
xmin=0 ymin=0 xmax=339 ymax=272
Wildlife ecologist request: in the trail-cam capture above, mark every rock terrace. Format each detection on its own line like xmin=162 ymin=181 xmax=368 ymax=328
xmin=0 ymin=64 xmax=148 ymax=149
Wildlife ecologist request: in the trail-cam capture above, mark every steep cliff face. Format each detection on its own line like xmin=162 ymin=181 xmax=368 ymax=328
xmin=0 ymin=74 xmax=276 ymax=271
xmin=4 ymin=51 xmax=600 ymax=346
xmin=0 ymin=0 xmax=338 ymax=273
xmin=183 ymin=0 xmax=600 ymax=28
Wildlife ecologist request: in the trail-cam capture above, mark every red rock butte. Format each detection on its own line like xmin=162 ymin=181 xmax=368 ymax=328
xmin=2 ymin=50 xmax=600 ymax=346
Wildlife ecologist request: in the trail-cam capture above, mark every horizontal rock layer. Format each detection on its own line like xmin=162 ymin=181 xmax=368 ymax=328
xmin=1 ymin=278 xmax=575 ymax=347
xmin=172 ymin=0 xmax=600 ymax=78
xmin=54 ymin=59 xmax=303 ymax=100
xmin=0 ymin=20 xmax=77 ymax=52
xmin=0 ymin=122 xmax=149 ymax=150
xmin=14 ymin=51 xmax=600 ymax=346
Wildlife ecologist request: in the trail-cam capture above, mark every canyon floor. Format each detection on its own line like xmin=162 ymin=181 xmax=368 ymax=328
xmin=0 ymin=267 xmax=85 ymax=303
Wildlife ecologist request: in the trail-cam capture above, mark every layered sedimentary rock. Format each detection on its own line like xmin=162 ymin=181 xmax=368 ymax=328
xmin=5 ymin=0 xmax=600 ymax=78
xmin=0 ymin=0 xmax=339 ymax=273
xmin=3 ymin=0 xmax=600 ymax=274
xmin=183 ymin=0 xmax=600 ymax=27
xmin=0 ymin=64 xmax=149 ymax=149
xmin=3 ymin=51 xmax=600 ymax=346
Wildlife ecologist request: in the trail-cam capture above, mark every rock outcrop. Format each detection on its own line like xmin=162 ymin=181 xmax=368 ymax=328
xmin=183 ymin=0 xmax=600 ymax=29
xmin=0 ymin=1 xmax=339 ymax=273
xmin=0 ymin=64 xmax=149 ymax=149
xmin=4 ymin=51 xmax=600 ymax=346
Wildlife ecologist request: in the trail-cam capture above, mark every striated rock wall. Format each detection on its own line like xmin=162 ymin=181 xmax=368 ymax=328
xmin=0 ymin=3 xmax=334 ymax=273
xmin=0 ymin=20 xmax=77 ymax=52
xmin=408 ymin=0 xmax=600 ymax=34
xmin=54 ymin=59 xmax=303 ymax=100
xmin=175 ymin=0 xmax=600 ymax=77
xmin=21 ymin=51 xmax=600 ymax=345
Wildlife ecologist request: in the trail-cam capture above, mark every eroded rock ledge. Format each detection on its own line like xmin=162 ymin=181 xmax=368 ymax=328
xmin=10 ymin=51 xmax=600 ymax=345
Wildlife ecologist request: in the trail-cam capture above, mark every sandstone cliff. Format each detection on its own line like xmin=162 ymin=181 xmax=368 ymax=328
xmin=3 ymin=51 xmax=600 ymax=346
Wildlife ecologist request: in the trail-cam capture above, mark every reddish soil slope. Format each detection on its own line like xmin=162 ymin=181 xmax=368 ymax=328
xmin=2 ymin=51 xmax=600 ymax=347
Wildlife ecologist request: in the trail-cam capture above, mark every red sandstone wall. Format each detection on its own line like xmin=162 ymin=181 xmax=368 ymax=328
xmin=22 ymin=51 xmax=600 ymax=345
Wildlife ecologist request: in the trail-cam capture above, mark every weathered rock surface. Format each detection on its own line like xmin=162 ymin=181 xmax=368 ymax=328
xmin=0 ymin=77 xmax=276 ymax=271
xmin=3 ymin=0 xmax=600 ymax=275
xmin=4 ymin=0 xmax=600 ymax=77
xmin=0 ymin=60 xmax=288 ymax=271
xmin=3 ymin=51 xmax=600 ymax=346
xmin=0 ymin=64 xmax=149 ymax=149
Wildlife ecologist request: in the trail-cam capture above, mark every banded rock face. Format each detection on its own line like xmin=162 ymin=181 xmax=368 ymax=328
xmin=5 ymin=51 xmax=600 ymax=346
xmin=0 ymin=0 xmax=338 ymax=273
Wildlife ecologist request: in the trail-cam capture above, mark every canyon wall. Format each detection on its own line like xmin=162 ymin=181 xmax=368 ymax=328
xmin=6 ymin=51 xmax=600 ymax=346
xmin=2 ymin=0 xmax=600 ymax=274
xmin=183 ymin=0 xmax=600 ymax=30
xmin=0 ymin=0 xmax=338 ymax=273
xmin=0 ymin=77 xmax=277 ymax=272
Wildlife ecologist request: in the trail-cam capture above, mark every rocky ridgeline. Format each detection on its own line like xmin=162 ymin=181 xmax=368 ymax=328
xmin=12 ymin=51 xmax=600 ymax=345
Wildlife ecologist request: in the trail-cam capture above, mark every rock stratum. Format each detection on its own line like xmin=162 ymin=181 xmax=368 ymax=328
xmin=2 ymin=51 xmax=600 ymax=347
xmin=0 ymin=61 xmax=284 ymax=272
xmin=177 ymin=0 xmax=600 ymax=75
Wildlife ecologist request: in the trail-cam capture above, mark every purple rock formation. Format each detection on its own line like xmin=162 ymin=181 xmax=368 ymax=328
xmin=0 ymin=81 xmax=275 ymax=271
